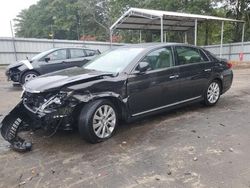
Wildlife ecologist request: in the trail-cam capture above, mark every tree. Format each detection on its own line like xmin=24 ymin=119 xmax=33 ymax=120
xmin=224 ymin=0 xmax=250 ymax=42
xmin=14 ymin=0 xmax=250 ymax=43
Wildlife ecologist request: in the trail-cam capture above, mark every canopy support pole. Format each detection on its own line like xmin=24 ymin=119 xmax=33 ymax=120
xmin=161 ymin=16 xmax=164 ymax=43
xmin=10 ymin=20 xmax=17 ymax=61
xmin=220 ymin=21 xmax=224 ymax=58
xmin=139 ymin=30 xmax=142 ymax=43
xmin=110 ymin=29 xmax=113 ymax=48
xmin=194 ymin=19 xmax=198 ymax=46
xmin=241 ymin=22 xmax=245 ymax=59
xmin=184 ymin=32 xmax=188 ymax=44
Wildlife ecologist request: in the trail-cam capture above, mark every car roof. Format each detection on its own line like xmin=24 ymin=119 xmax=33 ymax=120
xmin=119 ymin=42 xmax=201 ymax=50
xmin=51 ymin=47 xmax=97 ymax=50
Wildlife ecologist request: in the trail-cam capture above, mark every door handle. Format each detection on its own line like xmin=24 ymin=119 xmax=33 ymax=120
xmin=204 ymin=69 xmax=212 ymax=72
xmin=169 ymin=75 xmax=179 ymax=79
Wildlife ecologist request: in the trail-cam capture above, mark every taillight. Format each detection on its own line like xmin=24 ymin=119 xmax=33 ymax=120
xmin=227 ymin=62 xmax=233 ymax=69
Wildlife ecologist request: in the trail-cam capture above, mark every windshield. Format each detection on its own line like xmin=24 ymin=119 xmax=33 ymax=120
xmin=31 ymin=49 xmax=56 ymax=61
xmin=83 ymin=48 xmax=144 ymax=73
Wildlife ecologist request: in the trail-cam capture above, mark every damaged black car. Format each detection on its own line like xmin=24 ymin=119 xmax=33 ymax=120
xmin=0 ymin=43 xmax=233 ymax=152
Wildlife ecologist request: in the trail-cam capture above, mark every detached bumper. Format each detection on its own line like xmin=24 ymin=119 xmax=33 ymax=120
xmin=0 ymin=101 xmax=76 ymax=152
xmin=0 ymin=102 xmax=33 ymax=152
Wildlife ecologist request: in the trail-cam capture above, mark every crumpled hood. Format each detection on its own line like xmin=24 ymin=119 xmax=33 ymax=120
xmin=23 ymin=67 xmax=113 ymax=93
xmin=7 ymin=60 xmax=33 ymax=70
xmin=7 ymin=61 xmax=24 ymax=70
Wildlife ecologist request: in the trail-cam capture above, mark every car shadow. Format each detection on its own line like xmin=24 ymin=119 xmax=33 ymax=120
xmin=23 ymin=102 xmax=208 ymax=156
xmin=4 ymin=83 xmax=22 ymax=92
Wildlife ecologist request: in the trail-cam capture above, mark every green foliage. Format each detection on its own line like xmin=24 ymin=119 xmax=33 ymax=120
xmin=14 ymin=0 xmax=250 ymax=44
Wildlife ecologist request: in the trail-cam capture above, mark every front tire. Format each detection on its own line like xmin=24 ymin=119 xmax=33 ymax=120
xmin=20 ymin=71 xmax=39 ymax=85
xmin=204 ymin=80 xmax=221 ymax=106
xmin=78 ymin=99 xmax=118 ymax=143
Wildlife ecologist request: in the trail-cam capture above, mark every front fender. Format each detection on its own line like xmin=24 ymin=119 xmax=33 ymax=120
xmin=72 ymin=91 xmax=128 ymax=104
xmin=72 ymin=91 xmax=130 ymax=120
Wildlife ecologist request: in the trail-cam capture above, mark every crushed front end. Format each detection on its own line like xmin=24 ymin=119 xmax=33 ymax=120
xmin=5 ymin=68 xmax=21 ymax=82
xmin=0 ymin=89 xmax=80 ymax=152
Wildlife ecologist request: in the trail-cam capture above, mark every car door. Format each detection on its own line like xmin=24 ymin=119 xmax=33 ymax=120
xmin=199 ymin=49 xmax=215 ymax=87
xmin=38 ymin=49 xmax=68 ymax=74
xmin=174 ymin=46 xmax=212 ymax=101
xmin=127 ymin=47 xmax=180 ymax=116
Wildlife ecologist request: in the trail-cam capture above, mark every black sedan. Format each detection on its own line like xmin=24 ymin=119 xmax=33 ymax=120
xmin=6 ymin=47 xmax=100 ymax=85
xmin=0 ymin=43 xmax=233 ymax=152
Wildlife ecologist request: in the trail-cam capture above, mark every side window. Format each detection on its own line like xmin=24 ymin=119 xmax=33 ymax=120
xmin=140 ymin=47 xmax=173 ymax=71
xmin=70 ymin=49 xmax=86 ymax=59
xmin=199 ymin=49 xmax=209 ymax=62
xmin=46 ymin=49 xmax=67 ymax=61
xmin=85 ymin=49 xmax=97 ymax=56
xmin=204 ymin=50 xmax=218 ymax=62
xmin=176 ymin=46 xmax=207 ymax=65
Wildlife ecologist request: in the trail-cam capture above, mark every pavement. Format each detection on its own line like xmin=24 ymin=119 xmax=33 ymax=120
xmin=0 ymin=68 xmax=250 ymax=188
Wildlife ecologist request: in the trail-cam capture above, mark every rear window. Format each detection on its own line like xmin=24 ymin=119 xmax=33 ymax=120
xmin=176 ymin=46 xmax=208 ymax=65
xmin=85 ymin=49 xmax=99 ymax=56
xmin=70 ymin=49 xmax=86 ymax=58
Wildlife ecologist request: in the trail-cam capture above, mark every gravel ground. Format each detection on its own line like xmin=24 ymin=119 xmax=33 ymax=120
xmin=0 ymin=68 xmax=250 ymax=188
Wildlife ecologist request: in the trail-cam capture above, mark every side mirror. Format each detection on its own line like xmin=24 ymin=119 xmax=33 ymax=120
xmin=44 ymin=57 xmax=50 ymax=62
xmin=137 ymin=62 xmax=150 ymax=73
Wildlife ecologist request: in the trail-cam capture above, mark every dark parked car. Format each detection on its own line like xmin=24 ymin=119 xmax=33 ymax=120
xmin=6 ymin=47 xmax=100 ymax=85
xmin=0 ymin=43 xmax=233 ymax=152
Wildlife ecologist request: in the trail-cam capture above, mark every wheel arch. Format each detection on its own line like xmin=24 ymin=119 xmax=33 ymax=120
xmin=101 ymin=96 xmax=128 ymax=121
xmin=211 ymin=77 xmax=223 ymax=94
xmin=74 ymin=93 xmax=129 ymax=121
xmin=19 ymin=69 xmax=41 ymax=83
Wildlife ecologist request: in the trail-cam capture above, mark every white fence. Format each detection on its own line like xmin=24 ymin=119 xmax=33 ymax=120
xmin=0 ymin=37 xmax=124 ymax=65
xmin=0 ymin=37 xmax=249 ymax=65
xmin=203 ymin=42 xmax=250 ymax=61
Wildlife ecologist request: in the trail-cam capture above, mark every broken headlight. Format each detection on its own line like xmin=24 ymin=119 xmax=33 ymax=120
xmin=43 ymin=90 xmax=74 ymax=109
xmin=23 ymin=90 xmax=75 ymax=114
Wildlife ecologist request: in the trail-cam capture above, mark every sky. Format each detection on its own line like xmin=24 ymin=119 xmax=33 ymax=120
xmin=0 ymin=0 xmax=39 ymax=37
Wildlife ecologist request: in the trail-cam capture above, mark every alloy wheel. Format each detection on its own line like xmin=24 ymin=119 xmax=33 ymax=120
xmin=207 ymin=82 xmax=220 ymax=104
xmin=92 ymin=105 xmax=116 ymax=138
xmin=24 ymin=73 xmax=37 ymax=83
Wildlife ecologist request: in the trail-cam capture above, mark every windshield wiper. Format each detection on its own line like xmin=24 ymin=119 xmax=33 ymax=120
xmin=100 ymin=72 xmax=118 ymax=77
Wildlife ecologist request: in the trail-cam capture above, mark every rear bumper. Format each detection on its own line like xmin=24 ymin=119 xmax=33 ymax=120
xmin=222 ymin=69 xmax=233 ymax=94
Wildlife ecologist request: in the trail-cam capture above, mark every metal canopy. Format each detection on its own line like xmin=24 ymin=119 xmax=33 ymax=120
xmin=110 ymin=8 xmax=245 ymax=60
xmin=110 ymin=8 xmax=244 ymax=32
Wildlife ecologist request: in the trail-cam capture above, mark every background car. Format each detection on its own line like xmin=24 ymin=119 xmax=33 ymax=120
xmin=0 ymin=43 xmax=233 ymax=151
xmin=5 ymin=47 xmax=100 ymax=85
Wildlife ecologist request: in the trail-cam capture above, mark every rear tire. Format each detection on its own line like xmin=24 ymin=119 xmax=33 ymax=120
xmin=204 ymin=80 xmax=221 ymax=106
xmin=20 ymin=71 xmax=39 ymax=85
xmin=78 ymin=99 xmax=118 ymax=143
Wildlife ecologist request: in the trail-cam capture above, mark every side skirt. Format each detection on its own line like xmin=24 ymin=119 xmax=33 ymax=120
xmin=127 ymin=96 xmax=203 ymax=122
